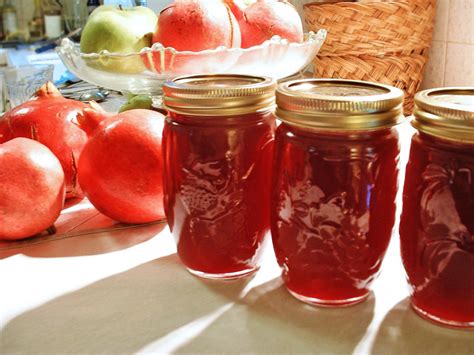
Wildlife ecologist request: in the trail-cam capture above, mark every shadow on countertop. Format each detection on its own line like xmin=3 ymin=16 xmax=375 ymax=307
xmin=178 ymin=277 xmax=375 ymax=354
xmin=3 ymin=253 xmax=471 ymax=354
xmin=0 ymin=219 xmax=166 ymax=259
xmin=371 ymin=297 xmax=474 ymax=354
xmin=1 ymin=254 xmax=251 ymax=354
xmin=3 ymin=253 xmax=374 ymax=354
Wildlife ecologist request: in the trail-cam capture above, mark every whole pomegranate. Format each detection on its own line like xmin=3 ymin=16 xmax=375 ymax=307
xmin=0 ymin=138 xmax=65 ymax=241
xmin=238 ymin=0 xmax=303 ymax=48
xmin=0 ymin=82 xmax=89 ymax=199
xmin=143 ymin=0 xmax=241 ymax=74
xmin=77 ymin=108 xmax=165 ymax=224
xmin=152 ymin=0 xmax=241 ymax=51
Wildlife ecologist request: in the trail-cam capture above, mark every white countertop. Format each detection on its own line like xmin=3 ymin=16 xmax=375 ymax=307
xmin=1 ymin=123 xmax=473 ymax=354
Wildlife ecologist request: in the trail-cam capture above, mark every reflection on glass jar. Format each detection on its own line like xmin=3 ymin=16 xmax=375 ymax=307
xmin=272 ymin=79 xmax=404 ymax=306
xmin=400 ymin=88 xmax=474 ymax=328
xmin=162 ymin=74 xmax=276 ymax=280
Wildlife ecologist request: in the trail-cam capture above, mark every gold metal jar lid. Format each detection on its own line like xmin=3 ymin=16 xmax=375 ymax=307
xmin=413 ymin=87 xmax=474 ymax=143
xmin=162 ymin=74 xmax=276 ymax=116
xmin=276 ymin=79 xmax=405 ymax=130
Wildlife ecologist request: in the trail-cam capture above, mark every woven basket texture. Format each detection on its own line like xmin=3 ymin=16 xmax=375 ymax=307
xmin=304 ymin=0 xmax=436 ymax=114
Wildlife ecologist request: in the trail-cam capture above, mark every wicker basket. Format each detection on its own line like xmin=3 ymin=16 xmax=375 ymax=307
xmin=304 ymin=0 xmax=435 ymax=114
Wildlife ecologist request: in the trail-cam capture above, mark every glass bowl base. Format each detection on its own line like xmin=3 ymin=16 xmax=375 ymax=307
xmin=186 ymin=266 xmax=259 ymax=280
xmin=411 ymin=303 xmax=474 ymax=329
xmin=287 ymin=288 xmax=369 ymax=308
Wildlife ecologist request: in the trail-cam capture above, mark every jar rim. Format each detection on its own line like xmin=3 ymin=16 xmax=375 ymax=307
xmin=413 ymin=87 xmax=474 ymax=143
xmin=275 ymin=79 xmax=405 ymax=131
xmin=163 ymin=74 xmax=276 ymax=117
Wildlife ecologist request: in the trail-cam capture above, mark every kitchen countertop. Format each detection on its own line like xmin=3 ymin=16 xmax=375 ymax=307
xmin=1 ymin=123 xmax=473 ymax=354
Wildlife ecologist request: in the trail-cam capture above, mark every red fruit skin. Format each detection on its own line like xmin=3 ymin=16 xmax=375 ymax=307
xmin=0 ymin=83 xmax=89 ymax=199
xmin=239 ymin=0 xmax=304 ymax=48
xmin=152 ymin=0 xmax=241 ymax=51
xmin=78 ymin=109 xmax=165 ymax=224
xmin=0 ymin=138 xmax=65 ymax=241
xmin=224 ymin=0 xmax=246 ymax=20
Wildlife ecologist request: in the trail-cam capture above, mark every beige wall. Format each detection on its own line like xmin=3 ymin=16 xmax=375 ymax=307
xmin=421 ymin=0 xmax=474 ymax=89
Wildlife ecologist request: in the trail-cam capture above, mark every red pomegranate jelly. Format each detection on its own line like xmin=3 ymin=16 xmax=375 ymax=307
xmin=400 ymin=88 xmax=474 ymax=328
xmin=272 ymin=79 xmax=405 ymax=306
xmin=162 ymin=75 xmax=276 ymax=279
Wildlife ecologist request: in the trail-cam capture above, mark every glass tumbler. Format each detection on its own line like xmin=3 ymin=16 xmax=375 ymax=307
xmin=2 ymin=64 xmax=54 ymax=108
xmin=400 ymin=88 xmax=474 ymax=328
xmin=272 ymin=79 xmax=405 ymax=306
xmin=162 ymin=74 xmax=276 ymax=280
xmin=62 ymin=0 xmax=88 ymax=33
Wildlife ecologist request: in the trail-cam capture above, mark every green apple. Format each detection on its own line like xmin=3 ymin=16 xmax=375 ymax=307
xmin=119 ymin=93 xmax=152 ymax=112
xmin=80 ymin=5 xmax=157 ymax=74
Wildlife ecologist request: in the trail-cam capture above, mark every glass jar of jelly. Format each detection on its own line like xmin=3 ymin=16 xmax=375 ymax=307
xmin=400 ymin=88 xmax=474 ymax=328
xmin=272 ymin=79 xmax=405 ymax=306
xmin=162 ymin=74 xmax=276 ymax=279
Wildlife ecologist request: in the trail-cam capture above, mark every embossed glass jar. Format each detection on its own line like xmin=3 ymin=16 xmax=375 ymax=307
xmin=400 ymin=88 xmax=474 ymax=328
xmin=162 ymin=74 xmax=276 ymax=279
xmin=272 ymin=79 xmax=404 ymax=306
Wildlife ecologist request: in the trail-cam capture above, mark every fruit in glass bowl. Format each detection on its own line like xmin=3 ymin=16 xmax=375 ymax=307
xmin=57 ymin=30 xmax=326 ymax=95
xmin=153 ymin=0 xmax=241 ymax=51
xmin=234 ymin=0 xmax=304 ymax=48
xmin=80 ymin=5 xmax=157 ymax=74
xmin=58 ymin=0 xmax=326 ymax=95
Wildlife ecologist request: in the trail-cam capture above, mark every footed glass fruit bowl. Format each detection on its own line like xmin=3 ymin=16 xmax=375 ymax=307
xmin=56 ymin=30 xmax=326 ymax=95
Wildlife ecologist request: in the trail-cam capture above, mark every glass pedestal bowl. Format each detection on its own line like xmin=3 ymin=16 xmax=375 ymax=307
xmin=56 ymin=30 xmax=327 ymax=95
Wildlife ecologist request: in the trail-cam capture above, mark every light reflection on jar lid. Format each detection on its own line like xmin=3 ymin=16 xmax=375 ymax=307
xmin=413 ymin=87 xmax=474 ymax=143
xmin=162 ymin=74 xmax=276 ymax=116
xmin=275 ymin=79 xmax=404 ymax=131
